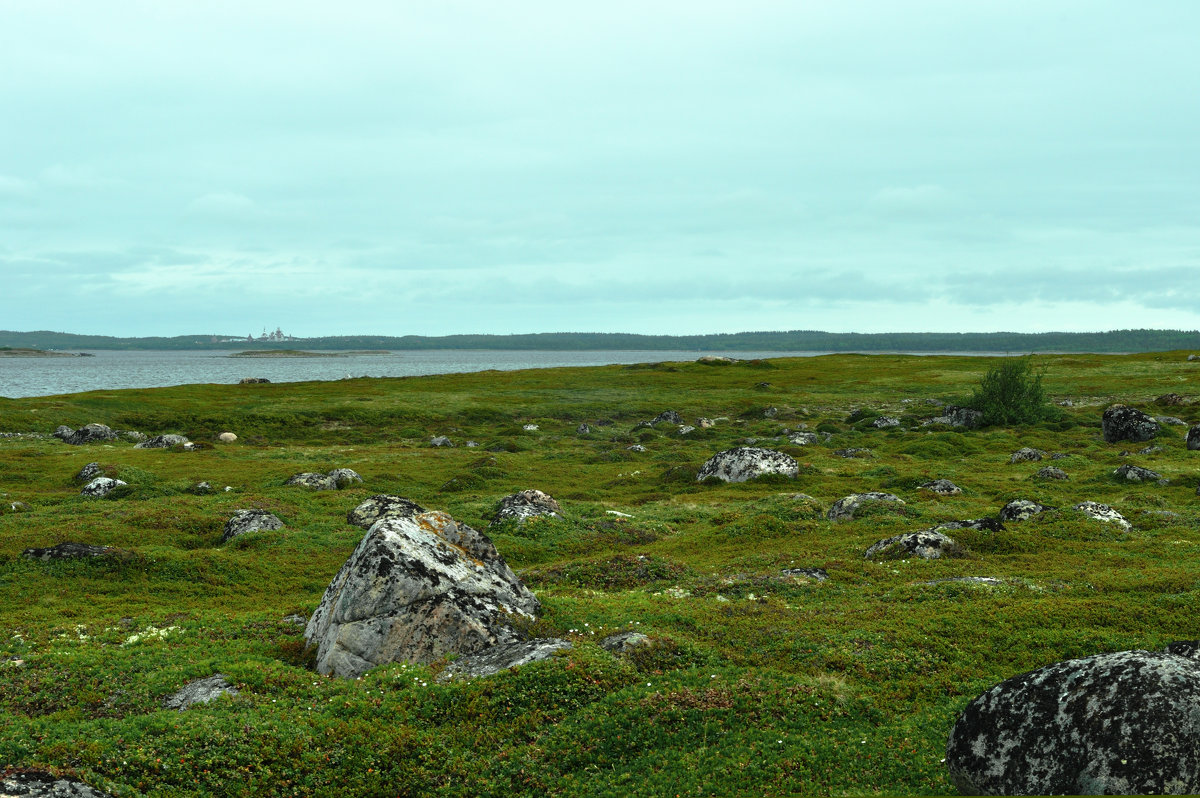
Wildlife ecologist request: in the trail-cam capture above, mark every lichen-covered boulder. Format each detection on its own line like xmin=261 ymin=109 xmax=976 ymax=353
xmin=945 ymin=644 xmax=1200 ymax=795
xmin=871 ymin=416 xmax=900 ymax=429
xmin=1102 ymin=404 xmax=1159 ymax=443
xmin=652 ymin=410 xmax=682 ymax=425
xmin=285 ymin=472 xmax=338 ymax=490
xmin=304 ymin=510 xmax=540 ymax=678
xmin=697 ymin=447 xmax=799 ymax=483
xmin=347 ymin=495 xmax=426 ymax=530
xmin=924 ymin=406 xmax=983 ymax=428
xmin=1189 ymin=425 xmax=1200 ymax=451
xmin=827 ymin=492 xmax=904 ymax=521
xmin=1009 ymin=447 xmax=1044 ymax=464
xmin=1114 ymin=463 xmax=1165 ymax=483
xmin=0 ymin=771 xmax=112 ymax=798
xmin=162 ymin=674 xmax=239 ymax=710
xmin=599 ymin=631 xmax=652 ymax=654
xmin=999 ymin=499 xmax=1052 ymax=522
xmin=80 ymin=477 xmax=127 ymax=498
xmin=788 ymin=432 xmax=819 ymax=445
xmin=430 ymin=435 xmax=453 ymax=447
xmin=437 ymin=638 xmax=572 ymax=681
xmin=865 ymin=530 xmax=964 ymax=560
xmin=63 ymin=423 xmax=118 ymax=445
xmin=328 ymin=468 xmax=363 ymax=488
xmin=135 ymin=434 xmax=189 ymax=449
xmin=74 ymin=462 xmax=103 ymax=483
xmin=492 ymin=489 xmax=563 ymax=525
xmin=1075 ymin=501 xmax=1132 ymax=530
xmin=919 ymin=479 xmax=961 ymax=496
xmin=22 ymin=542 xmax=121 ymax=560
xmin=222 ymin=509 xmax=284 ymax=542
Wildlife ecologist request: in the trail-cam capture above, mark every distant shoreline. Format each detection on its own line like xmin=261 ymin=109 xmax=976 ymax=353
xmin=227 ymin=349 xmax=392 ymax=359
xmin=0 ymin=347 xmax=91 ymax=358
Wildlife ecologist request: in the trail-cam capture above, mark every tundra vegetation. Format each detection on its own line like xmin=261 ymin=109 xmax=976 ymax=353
xmin=0 ymin=352 xmax=1197 ymax=796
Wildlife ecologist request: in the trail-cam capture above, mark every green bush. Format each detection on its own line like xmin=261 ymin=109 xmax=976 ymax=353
xmin=967 ymin=357 xmax=1051 ymax=426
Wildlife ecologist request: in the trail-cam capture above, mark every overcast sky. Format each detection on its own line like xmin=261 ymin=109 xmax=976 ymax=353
xmin=2 ymin=1 xmax=1198 ymax=337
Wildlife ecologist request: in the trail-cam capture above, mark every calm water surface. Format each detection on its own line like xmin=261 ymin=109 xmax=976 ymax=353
xmin=0 ymin=350 xmax=833 ymax=398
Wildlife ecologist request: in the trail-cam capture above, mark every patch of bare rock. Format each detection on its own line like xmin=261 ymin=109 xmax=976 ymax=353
xmin=697 ymin=447 xmax=799 ymax=483
xmin=222 ymin=510 xmax=284 ymax=542
xmin=491 ymin=489 xmax=563 ymax=525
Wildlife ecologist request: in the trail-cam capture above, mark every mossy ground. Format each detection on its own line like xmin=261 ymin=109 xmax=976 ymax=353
xmin=0 ymin=352 xmax=1197 ymax=796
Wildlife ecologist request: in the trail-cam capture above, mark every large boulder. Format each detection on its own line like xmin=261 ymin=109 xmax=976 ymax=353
xmin=697 ymin=447 xmax=799 ymax=483
xmin=222 ymin=509 xmax=284 ymax=542
xmin=134 ymin=434 xmax=189 ymax=449
xmin=945 ymin=644 xmax=1200 ymax=795
xmin=347 ymin=495 xmax=426 ymax=530
xmin=492 ymin=489 xmax=563 ymax=525
xmin=63 ymin=423 xmax=118 ymax=445
xmin=304 ymin=510 xmax=540 ymax=678
xmin=827 ymin=492 xmax=904 ymax=522
xmin=80 ymin=477 xmax=126 ymax=498
xmin=1101 ymin=404 xmax=1159 ymax=443
xmin=865 ymin=530 xmax=964 ymax=560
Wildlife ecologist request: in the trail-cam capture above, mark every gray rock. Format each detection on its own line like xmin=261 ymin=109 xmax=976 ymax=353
xmin=134 ymin=434 xmax=189 ymax=449
xmin=919 ymin=479 xmax=962 ymax=496
xmin=162 ymin=674 xmax=239 ymax=710
xmin=1101 ymin=404 xmax=1160 ymax=443
xmin=599 ymin=631 xmax=652 ymax=654
xmin=788 ymin=432 xmax=819 ymax=446
xmin=438 ymin=639 xmax=572 ymax=681
xmin=871 ymin=416 xmax=901 ymax=429
xmin=1156 ymin=415 xmax=1187 ymax=426
xmin=1033 ymin=466 xmax=1069 ymax=480
xmin=865 ymin=530 xmax=964 ymax=560
xmin=1190 ymin=354 xmax=1200 ymax=361
xmin=52 ymin=425 xmax=75 ymax=440
xmin=677 ymin=424 xmax=696 ymax=435
xmin=763 ymin=406 xmax=779 ymax=418
xmin=80 ymin=477 xmax=127 ymax=498
xmin=217 ymin=432 xmax=238 ymax=443
xmin=0 ymin=772 xmax=112 ymax=798
xmin=827 ymin=492 xmax=904 ymax=522
xmin=189 ymin=481 xmax=214 ymax=495
xmin=924 ymin=406 xmax=983 ymax=428
xmin=1009 ymin=447 xmax=1045 ymax=463
xmin=697 ymin=447 xmax=799 ymax=483
xmin=74 ymin=462 xmax=103 ymax=483
xmin=929 ymin=517 xmax=1005 ymax=533
xmin=305 ymin=510 xmax=540 ymax=678
xmin=1188 ymin=425 xmax=1200 ymax=451
xmin=522 ymin=424 xmax=539 ymax=431
xmin=430 ymin=435 xmax=453 ymax=447
xmin=697 ymin=417 xmax=715 ymax=429
xmin=22 ymin=542 xmax=120 ymax=560
xmin=492 ymin=489 xmax=562 ymax=525
xmin=832 ymin=448 xmax=873 ymax=459
xmin=652 ymin=410 xmax=682 ymax=425
xmin=1114 ymin=463 xmax=1165 ymax=483
xmin=285 ymin=472 xmax=339 ymax=491
xmin=62 ymin=423 xmax=118 ymax=445
xmin=222 ymin=509 xmax=284 ymax=542
xmin=1155 ymin=392 xmax=1186 ymax=406
xmin=5 ymin=501 xmax=32 ymax=513
xmin=121 ymin=431 xmax=148 ymax=443
xmin=347 ymin=495 xmax=426 ymax=530
xmin=781 ymin=567 xmax=828 ymax=582
xmin=576 ymin=423 xmax=591 ymax=435
xmin=238 ymin=377 xmax=270 ymax=384
xmin=945 ymin=645 xmax=1200 ymax=795
xmin=999 ymin=499 xmax=1052 ymax=522
xmin=1074 ymin=501 xmax=1132 ymax=530
xmin=465 ymin=441 xmax=479 ymax=447
xmin=627 ymin=444 xmax=647 ymax=452
xmin=328 ymin=468 xmax=363 ymax=488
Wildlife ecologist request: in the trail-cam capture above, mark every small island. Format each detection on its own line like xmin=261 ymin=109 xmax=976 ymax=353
xmin=226 ymin=349 xmax=392 ymax=358
xmin=0 ymin=347 xmax=91 ymax=358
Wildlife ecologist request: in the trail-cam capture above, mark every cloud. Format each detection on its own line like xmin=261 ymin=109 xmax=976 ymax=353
xmin=186 ymin=192 xmax=263 ymax=221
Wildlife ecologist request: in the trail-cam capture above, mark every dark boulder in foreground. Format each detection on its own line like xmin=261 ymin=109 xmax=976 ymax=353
xmin=946 ymin=644 xmax=1200 ymax=795
xmin=1101 ymin=404 xmax=1159 ymax=443
xmin=697 ymin=447 xmax=799 ymax=483
xmin=305 ymin=510 xmax=541 ymax=678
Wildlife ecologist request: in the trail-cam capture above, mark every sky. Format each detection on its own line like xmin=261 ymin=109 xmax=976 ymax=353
xmin=2 ymin=0 xmax=1199 ymax=338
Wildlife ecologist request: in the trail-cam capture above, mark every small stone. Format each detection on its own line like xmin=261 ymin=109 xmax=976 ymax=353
xmin=135 ymin=434 xmax=190 ymax=449
xmin=162 ymin=674 xmax=239 ymax=710
xmin=919 ymin=479 xmax=962 ymax=495
xmin=62 ymin=423 xmax=118 ymax=446
xmin=1033 ymin=466 xmax=1069 ymax=481
xmin=1074 ymin=501 xmax=1132 ymax=530
xmin=871 ymin=416 xmax=901 ymax=429
xmin=1009 ymin=447 xmax=1045 ymax=464
xmin=599 ymin=631 xmax=652 ymax=654
xmin=222 ymin=509 xmax=284 ymax=542
xmin=677 ymin=425 xmax=696 ymax=435
xmin=1113 ymin=463 xmax=1164 ymax=483
xmin=697 ymin=417 xmax=715 ymax=429
xmin=788 ymin=432 xmax=819 ymax=445
xmin=781 ymin=567 xmax=828 ymax=582
xmin=832 ymin=448 xmax=873 ymax=459
xmin=522 ymin=424 xmax=539 ymax=431
xmin=80 ymin=477 xmax=127 ymax=498
xmin=74 ymin=462 xmax=103 ymax=483
xmin=865 ymin=530 xmax=964 ymax=560
xmin=827 ymin=492 xmax=904 ymax=522
xmin=999 ymin=499 xmax=1052 ymax=522
xmin=492 ymin=489 xmax=562 ymax=525
xmin=328 ymin=468 xmax=363 ymax=488
xmin=652 ymin=410 xmax=682 ymax=425
xmin=285 ymin=472 xmax=338 ymax=490
xmin=217 ymin=432 xmax=238 ymax=443
xmin=576 ymin=423 xmax=591 ymax=435
xmin=1101 ymin=404 xmax=1159 ymax=444
xmin=627 ymin=444 xmax=647 ymax=452
xmin=23 ymin=542 xmax=120 ymax=560
xmin=189 ymin=481 xmax=214 ymax=495
xmin=430 ymin=435 xmax=453 ymax=447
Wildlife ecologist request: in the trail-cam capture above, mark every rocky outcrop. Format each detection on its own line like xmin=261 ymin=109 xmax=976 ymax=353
xmin=238 ymin=377 xmax=270 ymax=384
xmin=652 ymin=410 xmax=682 ymax=425
xmin=80 ymin=477 xmax=126 ymax=498
xmin=788 ymin=432 xmax=819 ymax=446
xmin=1074 ymin=501 xmax=1132 ymax=530
xmin=62 ymin=423 xmax=118 ymax=445
xmin=22 ymin=542 xmax=121 ymax=560
xmin=135 ymin=434 xmax=189 ymax=449
xmin=222 ymin=509 xmax=284 ymax=542
xmin=696 ymin=447 xmax=799 ymax=483
xmin=347 ymin=495 xmax=426 ymax=530
xmin=599 ymin=631 xmax=652 ymax=654
xmin=430 ymin=436 xmax=453 ymax=447
xmin=1008 ymin=447 xmax=1044 ymax=463
xmin=304 ymin=510 xmax=540 ymax=678
xmin=285 ymin=472 xmax=338 ymax=490
xmin=945 ymin=644 xmax=1200 ymax=795
xmin=162 ymin=674 xmax=239 ymax=710
xmin=865 ymin=530 xmax=964 ymax=560
xmin=924 ymin=406 xmax=983 ymax=428
xmin=1033 ymin=466 xmax=1068 ymax=480
xmin=437 ymin=638 xmax=572 ymax=681
xmin=492 ymin=490 xmax=563 ymax=525
xmin=919 ymin=479 xmax=961 ymax=496
xmin=827 ymin=492 xmax=904 ymax=522
xmin=871 ymin=416 xmax=900 ymax=429
xmin=1114 ymin=463 xmax=1165 ymax=483
xmin=0 ymin=771 xmax=112 ymax=798
xmin=999 ymin=499 xmax=1052 ymax=522
xmin=1101 ymin=404 xmax=1159 ymax=443
xmin=74 ymin=462 xmax=103 ymax=483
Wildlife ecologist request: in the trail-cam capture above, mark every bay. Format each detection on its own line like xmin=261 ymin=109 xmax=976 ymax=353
xmin=0 ymin=349 xmax=828 ymax=398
